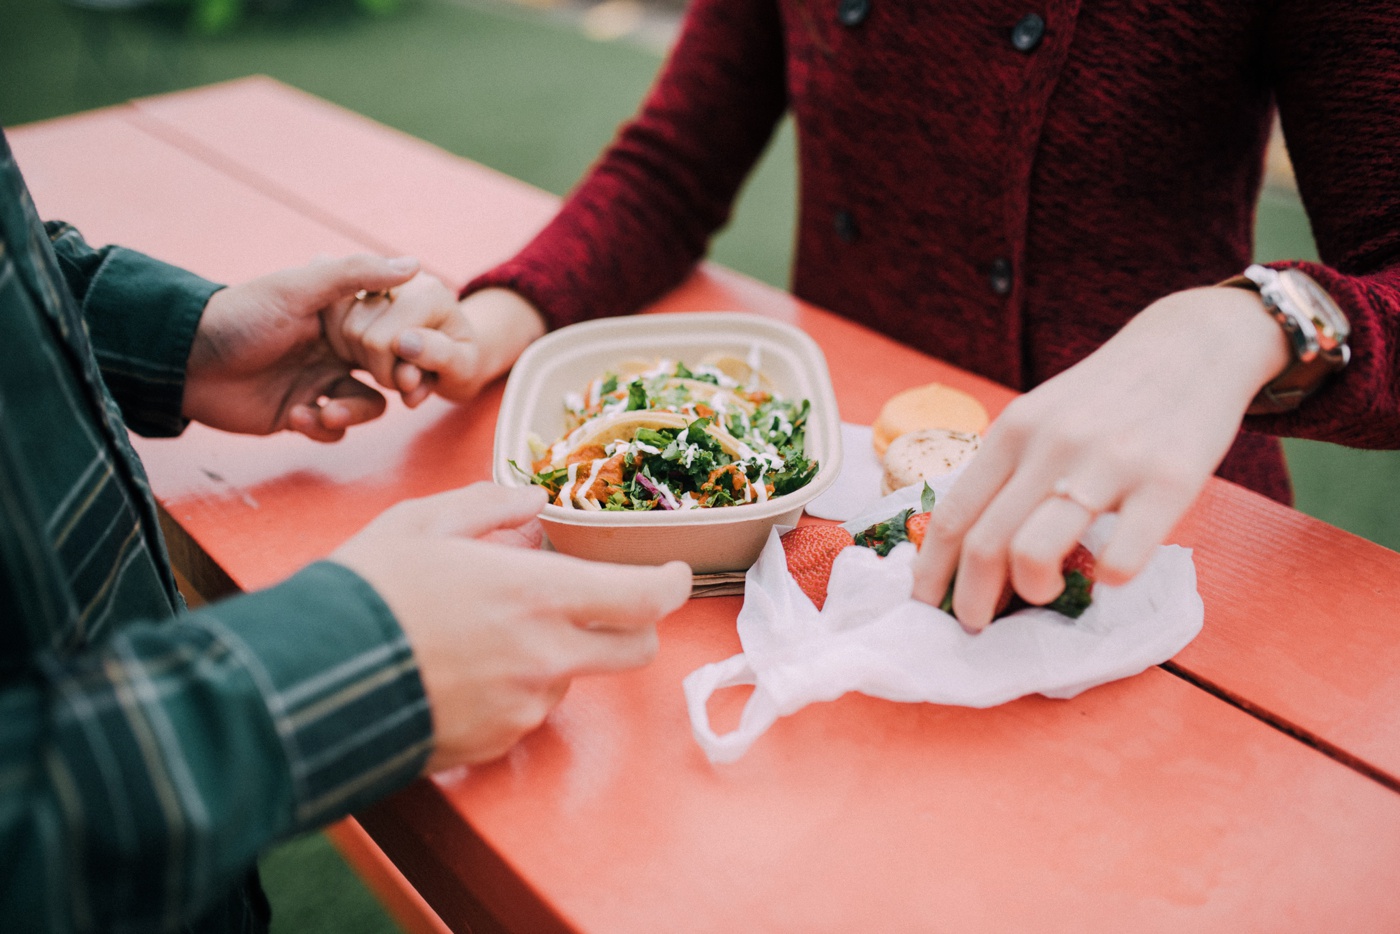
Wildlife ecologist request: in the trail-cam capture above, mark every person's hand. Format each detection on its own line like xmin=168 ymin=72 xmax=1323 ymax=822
xmin=182 ymin=254 xmax=423 ymax=440
xmin=910 ymin=286 xmax=1291 ymax=632
xmin=330 ymin=483 xmax=692 ymax=770
xmin=323 ymin=285 xmax=546 ymax=408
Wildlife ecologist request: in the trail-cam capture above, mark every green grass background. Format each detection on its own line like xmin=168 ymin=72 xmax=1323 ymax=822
xmin=3 ymin=0 xmax=1397 ymax=930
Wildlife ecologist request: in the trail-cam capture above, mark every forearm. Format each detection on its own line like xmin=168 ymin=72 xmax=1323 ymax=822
xmin=461 ymin=287 xmax=546 ymax=384
xmin=0 ymin=563 xmax=430 ymax=931
xmin=1123 ymin=286 xmax=1291 ymax=410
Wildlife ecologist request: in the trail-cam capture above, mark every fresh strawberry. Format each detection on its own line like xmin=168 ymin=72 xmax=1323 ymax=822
xmin=1046 ymin=543 xmax=1097 ymax=619
xmin=943 ymin=544 xmax=1095 ymax=622
xmin=937 ymin=575 xmax=1016 ymax=621
xmin=863 ymin=493 xmax=1096 ymax=622
xmin=905 ymin=511 xmax=931 ymax=549
xmin=780 ymin=525 xmax=855 ymax=610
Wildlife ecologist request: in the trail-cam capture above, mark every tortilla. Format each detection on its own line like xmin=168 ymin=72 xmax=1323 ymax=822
xmin=546 ymin=410 xmax=747 ymax=470
xmin=698 ymin=353 xmax=775 ymax=392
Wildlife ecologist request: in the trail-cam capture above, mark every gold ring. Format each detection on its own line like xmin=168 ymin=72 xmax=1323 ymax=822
xmin=1051 ymin=478 xmax=1098 ymax=514
xmin=353 ymin=288 xmax=395 ymax=302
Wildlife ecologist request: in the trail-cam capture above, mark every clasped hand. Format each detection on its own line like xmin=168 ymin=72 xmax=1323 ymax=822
xmin=181 ymin=253 xmax=544 ymax=440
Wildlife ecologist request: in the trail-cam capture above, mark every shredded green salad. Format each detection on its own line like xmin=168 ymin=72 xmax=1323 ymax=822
xmin=515 ymin=359 xmax=819 ymax=511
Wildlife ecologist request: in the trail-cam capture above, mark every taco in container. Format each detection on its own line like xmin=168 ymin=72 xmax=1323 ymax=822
xmin=522 ymin=360 xmax=818 ymax=512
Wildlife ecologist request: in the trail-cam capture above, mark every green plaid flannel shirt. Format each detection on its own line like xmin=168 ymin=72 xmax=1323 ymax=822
xmin=0 ymin=129 xmax=433 ymax=933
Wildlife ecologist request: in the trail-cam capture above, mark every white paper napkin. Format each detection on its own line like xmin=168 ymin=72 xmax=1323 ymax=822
xmin=682 ymin=481 xmax=1204 ymax=764
xmin=804 ymin=423 xmax=885 ymax=520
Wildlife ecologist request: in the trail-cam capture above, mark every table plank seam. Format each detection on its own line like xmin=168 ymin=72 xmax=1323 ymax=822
xmin=1162 ymin=660 xmax=1400 ymax=795
xmin=120 ymin=107 xmax=416 ymax=270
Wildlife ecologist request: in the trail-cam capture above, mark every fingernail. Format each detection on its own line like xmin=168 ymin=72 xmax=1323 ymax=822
xmin=397 ymin=331 xmax=424 ymax=358
xmin=388 ymin=256 xmax=418 ymax=273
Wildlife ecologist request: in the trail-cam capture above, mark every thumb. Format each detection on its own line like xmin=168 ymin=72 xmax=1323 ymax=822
xmin=291 ymin=254 xmax=421 ymax=312
xmin=413 ymin=483 xmax=550 ymax=539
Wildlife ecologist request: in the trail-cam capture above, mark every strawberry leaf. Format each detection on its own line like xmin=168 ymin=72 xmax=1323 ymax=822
xmin=1046 ymin=569 xmax=1094 ymax=619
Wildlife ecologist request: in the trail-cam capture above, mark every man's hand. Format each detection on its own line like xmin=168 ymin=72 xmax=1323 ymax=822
xmin=181 ymin=254 xmax=421 ymax=440
xmin=323 ymin=285 xmax=547 ymax=408
xmin=330 ymin=483 xmax=692 ymax=770
xmin=909 ymin=287 xmax=1291 ymax=632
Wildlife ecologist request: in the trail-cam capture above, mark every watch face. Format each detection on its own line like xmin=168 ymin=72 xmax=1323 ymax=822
xmin=1280 ymin=270 xmax=1350 ymax=347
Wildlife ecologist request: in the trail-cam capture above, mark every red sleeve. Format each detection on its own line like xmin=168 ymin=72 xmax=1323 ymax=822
xmin=463 ymin=0 xmax=788 ymax=330
xmin=1248 ymin=1 xmax=1400 ymax=449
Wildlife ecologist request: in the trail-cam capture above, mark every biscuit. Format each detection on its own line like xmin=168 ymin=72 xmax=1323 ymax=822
xmin=880 ymin=428 xmax=981 ymax=495
xmin=872 ymin=383 xmax=989 ymax=456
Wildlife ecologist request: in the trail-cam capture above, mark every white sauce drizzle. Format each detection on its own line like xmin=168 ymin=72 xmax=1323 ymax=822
xmin=572 ymin=457 xmax=608 ymax=508
xmin=557 ymin=461 xmax=582 ymax=509
xmin=545 ymin=357 xmax=806 ymax=513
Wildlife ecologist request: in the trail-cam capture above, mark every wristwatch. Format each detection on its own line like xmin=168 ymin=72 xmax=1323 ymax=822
xmin=1220 ymin=264 xmax=1351 ymax=415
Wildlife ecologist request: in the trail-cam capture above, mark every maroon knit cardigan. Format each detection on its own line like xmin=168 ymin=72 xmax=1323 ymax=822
xmin=468 ymin=0 xmax=1400 ymax=503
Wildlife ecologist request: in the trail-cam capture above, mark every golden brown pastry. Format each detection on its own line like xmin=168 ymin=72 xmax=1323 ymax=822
xmin=879 ymin=428 xmax=981 ymax=495
xmin=871 ymin=383 xmax=990 ymax=456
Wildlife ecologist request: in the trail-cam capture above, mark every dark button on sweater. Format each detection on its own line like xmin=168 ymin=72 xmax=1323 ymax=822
xmin=989 ymin=257 xmax=1013 ymax=295
xmin=834 ymin=210 xmax=859 ymax=243
xmin=837 ymin=0 xmax=869 ymax=28
xmin=1011 ymin=13 xmax=1045 ymax=52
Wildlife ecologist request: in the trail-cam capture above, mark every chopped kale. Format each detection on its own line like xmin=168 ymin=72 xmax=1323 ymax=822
xmin=530 ymin=466 xmax=569 ymax=498
xmin=537 ymin=362 xmax=822 ymax=511
xmin=770 ymin=453 xmax=817 ymax=496
xmin=634 ymin=427 xmax=671 ymax=448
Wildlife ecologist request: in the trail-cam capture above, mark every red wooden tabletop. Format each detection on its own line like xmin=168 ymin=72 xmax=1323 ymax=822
xmin=12 ymin=77 xmax=1400 ymax=932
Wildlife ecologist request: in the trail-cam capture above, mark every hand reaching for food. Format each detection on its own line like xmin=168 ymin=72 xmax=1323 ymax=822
xmin=330 ymin=482 xmax=692 ymax=769
xmin=908 ymin=286 xmax=1290 ymax=632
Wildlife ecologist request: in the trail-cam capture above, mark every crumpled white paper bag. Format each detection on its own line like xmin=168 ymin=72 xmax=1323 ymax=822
xmin=682 ymin=481 xmax=1204 ymax=764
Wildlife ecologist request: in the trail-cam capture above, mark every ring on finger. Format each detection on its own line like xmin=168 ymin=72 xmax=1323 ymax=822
xmin=353 ymin=288 xmax=395 ymax=303
xmin=1050 ymin=478 xmax=1100 ymax=515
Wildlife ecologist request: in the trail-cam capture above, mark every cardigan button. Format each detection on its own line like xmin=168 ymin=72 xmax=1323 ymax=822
xmin=834 ymin=210 xmax=860 ymax=243
xmin=837 ymin=0 xmax=869 ymax=27
xmin=989 ymin=257 xmax=1013 ymax=295
xmin=1010 ymin=13 xmax=1045 ymax=52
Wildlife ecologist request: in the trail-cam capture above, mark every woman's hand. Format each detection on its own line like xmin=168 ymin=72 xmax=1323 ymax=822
xmin=323 ymin=285 xmax=547 ymax=408
xmin=910 ymin=287 xmax=1290 ymax=632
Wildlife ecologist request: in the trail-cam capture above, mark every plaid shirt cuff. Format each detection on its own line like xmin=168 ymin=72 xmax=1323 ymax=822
xmin=76 ymin=243 xmax=219 ymax=438
xmin=198 ymin=561 xmax=433 ymax=831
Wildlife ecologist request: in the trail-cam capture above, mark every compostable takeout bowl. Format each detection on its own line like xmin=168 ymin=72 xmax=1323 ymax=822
xmin=493 ymin=312 xmax=843 ymax=573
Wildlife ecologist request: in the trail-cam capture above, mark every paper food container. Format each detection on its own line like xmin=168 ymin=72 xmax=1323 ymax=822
xmin=493 ymin=312 xmax=843 ymax=573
